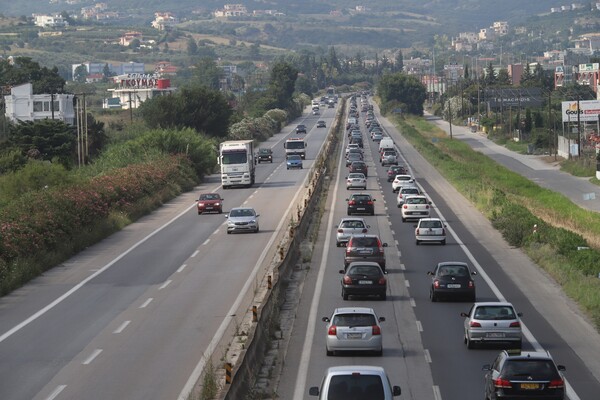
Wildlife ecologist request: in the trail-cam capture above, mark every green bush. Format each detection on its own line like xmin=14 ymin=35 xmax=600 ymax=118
xmin=491 ymin=203 xmax=540 ymax=247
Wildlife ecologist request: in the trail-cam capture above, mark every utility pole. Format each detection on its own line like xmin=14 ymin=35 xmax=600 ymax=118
xmin=577 ymin=95 xmax=581 ymax=157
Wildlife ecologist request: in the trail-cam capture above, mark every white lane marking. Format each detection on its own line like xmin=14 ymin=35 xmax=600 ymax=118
xmin=202 ymin=238 xmax=210 ymax=246
xmin=191 ymin=250 xmax=199 ymax=258
xmin=416 ymin=320 xmax=423 ymax=332
xmin=400 ymin=263 xmax=405 ymax=270
xmin=212 ymin=229 xmax=219 ymax=235
xmin=292 ymin=114 xmax=345 ymax=400
xmin=424 ymin=349 xmax=432 ymax=363
xmin=430 ymin=185 xmax=583 ymax=400
xmin=410 ymin=298 xmax=416 ymax=307
xmin=113 ymin=320 xmax=130 ymax=334
xmin=395 ymin=239 xmax=399 ymax=246
xmin=405 ymin=280 xmax=410 ymax=288
xmin=82 ymin=349 xmax=102 ymax=365
xmin=139 ymin=298 xmax=153 ymax=308
xmin=180 ymin=157 xmax=316 ymax=400
xmin=159 ymin=280 xmax=172 ymax=290
xmin=0 ymin=183 xmax=220 ymax=344
xmin=177 ymin=264 xmax=187 ymax=273
xmin=433 ymin=385 xmax=442 ymax=400
xmin=243 ymin=200 xmax=248 ymax=205
xmin=249 ymin=194 xmax=254 ymax=199
xmin=45 ymin=385 xmax=67 ymax=400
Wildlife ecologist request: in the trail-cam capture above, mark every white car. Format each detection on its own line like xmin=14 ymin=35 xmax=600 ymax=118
xmin=322 ymin=307 xmax=385 ymax=356
xmin=401 ymin=195 xmax=431 ymax=222
xmin=392 ymin=174 xmax=415 ymax=192
xmin=309 ymin=365 xmax=402 ymax=399
xmin=346 ymin=173 xmax=367 ymax=190
xmin=396 ymin=186 xmax=421 ymax=207
xmin=335 ymin=217 xmax=369 ymax=246
xmin=415 ymin=218 xmax=446 ymax=245
xmin=225 ymin=207 xmax=260 ymax=234
xmin=345 ymin=143 xmax=360 ymax=156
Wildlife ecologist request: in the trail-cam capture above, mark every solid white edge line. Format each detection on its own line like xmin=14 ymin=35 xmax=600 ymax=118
xmin=0 ymin=189 xmax=213 ymax=344
xmin=178 ymin=158 xmax=316 ymax=400
xmin=410 ymin=298 xmax=416 ymax=307
xmin=113 ymin=320 xmax=130 ymax=334
xmin=82 ymin=349 xmax=102 ymax=365
xmin=433 ymin=385 xmax=442 ymax=400
xmin=400 ymin=263 xmax=405 ymax=270
xmin=405 ymin=280 xmax=410 ymax=288
xmin=45 ymin=385 xmax=67 ymax=400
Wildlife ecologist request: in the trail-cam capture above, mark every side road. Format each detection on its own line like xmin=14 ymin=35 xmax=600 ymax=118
xmin=376 ymin=108 xmax=600 ymax=387
xmin=426 ymin=113 xmax=600 ymax=212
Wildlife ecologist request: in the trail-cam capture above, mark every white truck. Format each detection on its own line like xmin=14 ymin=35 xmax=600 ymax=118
xmin=218 ymin=140 xmax=256 ymax=189
xmin=284 ymin=137 xmax=307 ymax=159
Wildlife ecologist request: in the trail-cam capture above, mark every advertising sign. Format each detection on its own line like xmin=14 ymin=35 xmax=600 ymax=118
xmin=116 ymin=73 xmax=160 ymax=89
xmin=579 ymin=63 xmax=599 ymax=72
xmin=561 ymin=100 xmax=600 ymax=123
xmin=485 ymin=88 xmax=543 ymax=109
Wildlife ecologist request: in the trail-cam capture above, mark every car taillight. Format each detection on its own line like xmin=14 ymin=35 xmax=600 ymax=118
xmin=425 ymin=205 xmax=429 ymax=209
xmin=548 ymin=379 xmax=564 ymax=389
xmin=433 ymin=280 xmax=440 ymax=288
xmin=470 ymin=321 xmax=481 ymax=327
xmin=493 ymin=377 xmax=512 ymax=388
xmin=415 ymin=229 xmax=420 ymax=235
xmin=367 ymin=201 xmax=373 ymax=205
xmin=378 ymin=277 xmax=386 ymax=285
xmin=468 ymin=281 xmax=474 ymax=288
xmin=349 ymin=201 xmax=356 ymax=205
xmin=372 ymin=325 xmax=381 ymax=335
xmin=343 ymin=276 xmax=352 ymax=284
xmin=403 ymin=204 xmax=408 ymax=209
xmin=509 ymin=321 xmax=521 ymax=328
xmin=328 ymin=326 xmax=337 ymax=335
xmin=362 ymin=228 xmax=368 ymax=233
xmin=337 ymin=229 xmax=344 ymax=233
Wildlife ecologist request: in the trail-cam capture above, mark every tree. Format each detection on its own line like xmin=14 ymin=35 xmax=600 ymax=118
xmin=0 ymin=57 xmax=65 ymax=93
xmin=138 ymin=86 xmax=232 ymax=138
xmin=377 ymin=73 xmax=427 ymax=115
xmin=187 ymin=38 xmax=198 ymax=56
xmin=394 ymin=50 xmax=404 ymax=72
xmin=193 ymin=58 xmax=222 ymax=90
xmin=484 ymin=62 xmax=496 ymax=86
xmin=524 ymin=108 xmax=533 ymax=134
xmin=496 ymin=68 xmax=511 ymax=85
xmin=8 ymin=119 xmax=76 ymax=168
xmin=520 ymin=63 xmax=533 ymax=86
xmin=73 ymin=64 xmax=88 ymax=83
xmin=267 ymin=61 xmax=298 ymax=110
xmin=101 ymin=63 xmax=112 ymax=83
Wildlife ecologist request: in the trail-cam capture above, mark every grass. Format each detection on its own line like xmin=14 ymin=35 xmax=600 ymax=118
xmin=394 ymin=114 xmax=600 ymax=330
xmin=560 ymin=156 xmax=596 ymax=177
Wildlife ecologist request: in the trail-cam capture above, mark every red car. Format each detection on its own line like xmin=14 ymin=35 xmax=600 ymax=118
xmin=197 ymin=193 xmax=223 ymax=214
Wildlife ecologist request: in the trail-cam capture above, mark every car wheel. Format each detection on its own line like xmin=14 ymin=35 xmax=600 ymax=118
xmin=227 ymin=230 xmax=231 ymax=235
xmin=374 ymin=348 xmax=383 ymax=357
xmin=430 ymin=289 xmax=438 ymax=302
xmin=401 ymin=217 xmax=406 ymax=222
xmin=255 ymin=227 xmax=259 ymax=233
xmin=342 ymin=289 xmax=349 ymax=300
xmin=441 ymin=239 xmax=446 ymax=245
xmin=326 ymin=348 xmax=333 ymax=356
xmin=466 ymin=336 xmax=474 ymax=349
xmin=198 ymin=211 xmax=202 ymax=215
xmin=347 ymin=211 xmax=351 ymax=216
xmin=286 ymin=166 xmax=289 ymax=170
xmin=370 ymin=211 xmax=375 ymax=216
xmin=380 ymin=293 xmax=387 ymax=301
xmin=415 ymin=240 xmax=420 ymax=245
xmin=516 ymin=340 xmax=522 ymax=349
xmin=336 ymin=242 xmax=341 ymax=247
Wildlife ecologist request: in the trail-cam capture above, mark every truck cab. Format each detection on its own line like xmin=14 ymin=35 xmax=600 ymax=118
xmin=284 ymin=138 xmax=307 ymax=159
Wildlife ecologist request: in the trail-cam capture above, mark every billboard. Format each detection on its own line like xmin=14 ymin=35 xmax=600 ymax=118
xmin=484 ymin=88 xmax=543 ymax=109
xmin=561 ymin=100 xmax=600 ymax=123
xmin=579 ymin=63 xmax=599 ymax=72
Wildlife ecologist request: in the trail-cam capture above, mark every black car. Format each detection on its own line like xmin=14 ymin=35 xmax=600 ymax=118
xmin=483 ymin=350 xmax=566 ymax=400
xmin=349 ymin=161 xmax=368 ymax=177
xmin=257 ymin=148 xmax=273 ymax=163
xmin=344 ymin=235 xmax=388 ymax=271
xmin=345 ymin=152 xmax=363 ymax=167
xmin=386 ymin=165 xmax=408 ymax=182
xmin=295 ymin=124 xmax=307 ymax=134
xmin=346 ymin=193 xmax=376 ymax=216
xmin=350 ymin=136 xmax=364 ymax=148
xmin=340 ymin=262 xmax=387 ymax=300
xmin=316 ymin=120 xmax=326 ymax=128
xmin=427 ymin=262 xmax=477 ymax=302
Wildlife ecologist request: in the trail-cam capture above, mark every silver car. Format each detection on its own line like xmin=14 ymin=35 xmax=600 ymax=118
xmin=225 ymin=207 xmax=260 ymax=234
xmin=346 ymin=173 xmax=367 ymax=190
xmin=322 ymin=307 xmax=385 ymax=356
xmin=461 ymin=302 xmax=523 ymax=349
xmin=335 ymin=217 xmax=369 ymax=246
xmin=415 ymin=218 xmax=446 ymax=245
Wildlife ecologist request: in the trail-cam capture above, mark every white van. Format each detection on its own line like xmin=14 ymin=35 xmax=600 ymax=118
xmin=378 ymin=138 xmax=394 ymax=154
xmin=309 ymin=365 xmax=401 ymax=399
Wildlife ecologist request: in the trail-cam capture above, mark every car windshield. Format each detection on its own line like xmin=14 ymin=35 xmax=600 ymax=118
xmin=351 ymin=237 xmax=378 ymax=247
xmin=199 ymin=194 xmax=219 ymax=201
xmin=474 ymin=306 xmax=516 ymax=320
xmin=419 ymin=220 xmax=442 ymax=229
xmin=327 ymin=375 xmax=385 ymax=400
xmin=259 ymin=149 xmax=271 ymax=154
xmin=230 ymin=209 xmax=254 ymax=217
xmin=437 ymin=265 xmax=469 ymax=277
xmin=288 ymin=155 xmax=301 ymax=161
xmin=340 ymin=220 xmax=365 ymax=229
xmin=502 ymin=360 xmax=558 ymax=379
xmin=332 ymin=313 xmax=377 ymax=327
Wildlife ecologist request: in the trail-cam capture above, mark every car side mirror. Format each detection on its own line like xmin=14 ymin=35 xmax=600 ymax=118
xmin=517 ymin=312 xmax=523 ymax=317
xmin=392 ymin=386 xmax=401 ymax=396
xmin=460 ymin=312 xmax=469 ymax=317
xmin=382 ymin=243 xmax=388 ymax=247
xmin=429 ymin=201 xmax=432 ymax=205
xmin=256 ymin=214 xmax=260 ymax=217
xmin=379 ymin=317 xmax=386 ymax=322
xmin=427 ymin=271 xmax=434 ymax=275
xmin=482 ymin=364 xmax=491 ymax=371
xmin=471 ymin=271 xmax=478 ymax=275
xmin=309 ymin=387 xmax=319 ymax=396
xmin=557 ymin=365 xmax=566 ymax=371
xmin=366 ymin=225 xmax=370 ymax=228
xmin=413 ymin=225 xmax=418 ymax=228
xmin=373 ymin=199 xmax=376 ymax=201
xmin=224 ymin=214 xmax=229 ymax=218
xmin=322 ymin=317 xmax=330 ymax=322
xmin=444 ymin=224 xmax=447 ymax=227
xmin=339 ymin=269 xmax=345 ymax=274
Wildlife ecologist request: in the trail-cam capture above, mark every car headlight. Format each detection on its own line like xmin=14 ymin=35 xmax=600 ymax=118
xmin=198 ymin=203 xmax=205 ymax=206
xmin=214 ymin=203 xmax=220 ymax=206
xmin=250 ymin=219 xmax=257 ymax=224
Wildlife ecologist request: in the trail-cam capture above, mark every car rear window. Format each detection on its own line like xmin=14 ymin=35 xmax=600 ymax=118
xmin=341 ymin=220 xmax=365 ymax=229
xmin=327 ymin=375 xmax=385 ymax=400
xmin=402 ymin=188 xmax=420 ymax=194
xmin=474 ymin=306 xmax=516 ymax=320
xmin=351 ymin=237 xmax=378 ymax=247
xmin=406 ymin=196 xmax=426 ymax=204
xmin=438 ymin=265 xmax=469 ymax=276
xmin=348 ymin=265 xmax=381 ymax=276
xmin=419 ymin=220 xmax=442 ymax=228
xmin=352 ymin=195 xmax=371 ymax=202
xmin=332 ymin=313 xmax=376 ymax=326
xmin=503 ymin=360 xmax=559 ymax=379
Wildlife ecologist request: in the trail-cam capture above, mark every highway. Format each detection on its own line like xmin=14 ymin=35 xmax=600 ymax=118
xmin=275 ymin=99 xmax=600 ymax=399
xmin=0 ymin=105 xmax=337 ymax=400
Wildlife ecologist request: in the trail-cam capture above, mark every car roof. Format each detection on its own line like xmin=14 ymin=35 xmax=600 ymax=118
xmin=339 ymin=217 xmax=366 ymax=223
xmin=333 ymin=307 xmax=376 ymax=315
xmin=419 ymin=217 xmax=441 ymax=222
xmin=326 ymin=365 xmax=386 ymax=374
xmin=473 ymin=301 xmax=514 ymax=307
xmin=501 ymin=350 xmax=554 ymax=360
xmin=348 ymin=234 xmax=379 ymax=239
xmin=437 ymin=261 xmax=468 ymax=267
xmin=230 ymin=206 xmax=255 ymax=211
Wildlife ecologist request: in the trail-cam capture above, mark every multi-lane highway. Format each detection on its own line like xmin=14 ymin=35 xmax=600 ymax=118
xmin=0 ymin=104 xmax=338 ymax=400
xmin=276 ymin=97 xmax=600 ymax=400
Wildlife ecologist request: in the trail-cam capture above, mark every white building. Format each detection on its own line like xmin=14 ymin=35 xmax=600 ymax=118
xmin=492 ymin=21 xmax=509 ymax=36
xmin=4 ymin=83 xmax=75 ymax=125
xmin=151 ymin=12 xmax=178 ymax=31
xmin=214 ymin=4 xmax=248 ymax=18
xmin=33 ymin=14 xmax=68 ymax=28
xmin=106 ymin=73 xmax=176 ymax=109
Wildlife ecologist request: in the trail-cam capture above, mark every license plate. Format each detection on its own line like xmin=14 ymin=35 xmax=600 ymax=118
xmin=486 ymin=332 xmax=505 ymax=338
xmin=447 ymin=284 xmax=461 ymax=288
xmin=357 ymin=207 xmax=365 ymax=210
xmin=359 ymin=250 xmax=372 ymax=255
xmin=347 ymin=333 xmax=362 ymax=339
xmin=520 ymin=383 xmax=540 ymax=390
xmin=358 ymin=280 xmax=373 ymax=285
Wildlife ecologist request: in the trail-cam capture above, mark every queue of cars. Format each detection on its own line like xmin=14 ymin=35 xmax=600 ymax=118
xmin=310 ymin=92 xmax=567 ymax=400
